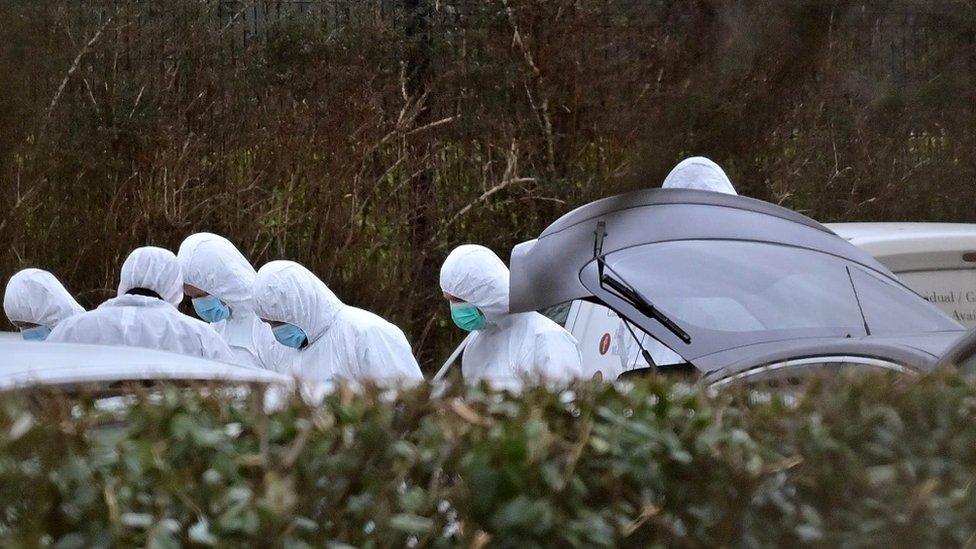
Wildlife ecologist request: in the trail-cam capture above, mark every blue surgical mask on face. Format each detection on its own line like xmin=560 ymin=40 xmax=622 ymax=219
xmin=450 ymin=302 xmax=487 ymax=332
xmin=192 ymin=295 xmax=231 ymax=323
xmin=21 ymin=325 xmax=52 ymax=341
xmin=273 ymin=323 xmax=308 ymax=349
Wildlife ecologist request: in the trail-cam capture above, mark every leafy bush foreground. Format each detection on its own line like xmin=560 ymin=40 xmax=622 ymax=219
xmin=2 ymin=373 xmax=976 ymax=547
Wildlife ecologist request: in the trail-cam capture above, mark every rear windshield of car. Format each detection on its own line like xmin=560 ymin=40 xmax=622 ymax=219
xmin=608 ymin=240 xmax=961 ymax=339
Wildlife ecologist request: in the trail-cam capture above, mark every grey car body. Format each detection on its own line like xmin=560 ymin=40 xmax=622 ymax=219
xmin=510 ymin=188 xmax=965 ymax=381
xmin=935 ymin=328 xmax=976 ymax=374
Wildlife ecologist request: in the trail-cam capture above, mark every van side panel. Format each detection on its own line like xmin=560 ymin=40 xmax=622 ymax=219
xmin=898 ymin=269 xmax=976 ymax=327
xmin=566 ymin=301 xmax=631 ymax=379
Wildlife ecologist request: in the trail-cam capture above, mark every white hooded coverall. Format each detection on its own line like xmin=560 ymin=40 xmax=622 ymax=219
xmin=178 ymin=233 xmax=285 ymax=370
xmin=638 ymin=156 xmax=739 ymax=366
xmin=49 ymin=246 xmax=235 ymax=362
xmin=661 ymin=156 xmax=738 ymax=195
xmin=252 ymin=261 xmax=423 ymax=384
xmin=3 ymin=268 xmax=85 ymax=329
xmin=439 ymin=244 xmax=583 ymax=387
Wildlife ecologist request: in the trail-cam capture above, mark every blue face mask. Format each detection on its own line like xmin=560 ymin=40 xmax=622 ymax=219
xmin=192 ymin=295 xmax=231 ymax=323
xmin=273 ymin=323 xmax=308 ymax=349
xmin=450 ymin=302 xmax=487 ymax=332
xmin=21 ymin=325 xmax=52 ymax=341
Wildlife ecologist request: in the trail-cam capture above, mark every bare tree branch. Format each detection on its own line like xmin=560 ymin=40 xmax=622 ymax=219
xmin=46 ymin=12 xmax=116 ymax=121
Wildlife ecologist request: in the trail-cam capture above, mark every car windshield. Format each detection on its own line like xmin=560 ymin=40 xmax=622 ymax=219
xmin=605 ymin=240 xmax=959 ymax=352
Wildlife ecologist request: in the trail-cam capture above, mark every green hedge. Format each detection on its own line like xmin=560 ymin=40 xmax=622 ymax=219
xmin=2 ymin=373 xmax=976 ymax=547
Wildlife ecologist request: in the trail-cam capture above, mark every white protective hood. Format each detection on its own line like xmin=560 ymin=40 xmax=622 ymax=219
xmin=439 ymin=244 xmax=510 ymax=324
xmin=178 ymin=233 xmax=285 ymax=370
xmin=118 ymin=247 xmax=184 ymax=307
xmin=178 ymin=233 xmax=257 ymax=313
xmin=253 ymin=261 xmax=344 ymax=346
xmin=662 ymin=156 xmax=737 ymax=195
xmin=638 ymin=156 xmax=735 ymax=367
xmin=3 ymin=268 xmax=85 ymax=327
xmin=439 ymin=244 xmax=583 ymax=385
xmin=253 ymin=260 xmax=422 ymax=384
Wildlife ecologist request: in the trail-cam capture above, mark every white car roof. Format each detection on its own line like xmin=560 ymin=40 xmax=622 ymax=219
xmin=828 ymin=222 xmax=976 ymax=255
xmin=0 ymin=341 xmax=290 ymax=391
xmin=828 ymin=222 xmax=976 ymax=272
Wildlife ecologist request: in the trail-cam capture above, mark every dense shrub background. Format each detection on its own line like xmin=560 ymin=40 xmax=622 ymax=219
xmin=1 ymin=373 xmax=976 ymax=546
xmin=1 ymin=1 xmax=974 ymax=367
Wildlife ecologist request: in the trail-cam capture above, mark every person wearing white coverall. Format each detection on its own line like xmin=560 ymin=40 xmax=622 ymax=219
xmin=252 ymin=260 xmax=423 ymax=384
xmin=3 ymin=269 xmax=85 ymax=341
xmin=662 ymin=156 xmax=737 ymax=195
xmin=440 ymin=244 xmax=583 ymax=386
xmin=177 ymin=233 xmax=285 ymax=370
xmin=625 ymin=155 xmax=739 ymax=367
xmin=49 ymin=246 xmax=235 ymax=362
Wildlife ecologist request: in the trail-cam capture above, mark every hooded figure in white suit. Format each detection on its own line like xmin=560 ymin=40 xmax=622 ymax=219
xmin=49 ymin=246 xmax=235 ymax=362
xmin=3 ymin=268 xmax=85 ymax=341
xmin=440 ymin=244 xmax=582 ymax=387
xmin=177 ymin=233 xmax=285 ymax=370
xmin=662 ymin=156 xmax=737 ymax=195
xmin=252 ymin=260 xmax=422 ymax=385
xmin=635 ymin=156 xmax=739 ymax=366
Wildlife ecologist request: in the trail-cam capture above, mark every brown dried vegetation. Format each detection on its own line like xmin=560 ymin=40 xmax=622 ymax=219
xmin=1 ymin=1 xmax=974 ymax=367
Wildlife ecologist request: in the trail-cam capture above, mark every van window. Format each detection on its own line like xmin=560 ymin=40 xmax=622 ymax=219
xmin=541 ymin=301 xmax=573 ymax=326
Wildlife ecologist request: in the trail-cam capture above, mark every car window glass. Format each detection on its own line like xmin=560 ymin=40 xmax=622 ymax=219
xmin=540 ymin=301 xmax=573 ymax=326
xmin=898 ymin=269 xmax=976 ymax=328
xmin=850 ymin=267 xmax=963 ymax=334
xmin=609 ymin=241 xmax=867 ymax=335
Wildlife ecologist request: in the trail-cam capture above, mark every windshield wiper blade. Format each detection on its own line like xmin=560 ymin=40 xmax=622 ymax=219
xmin=599 ymin=266 xmax=692 ymax=344
xmin=592 ymin=220 xmax=691 ymax=346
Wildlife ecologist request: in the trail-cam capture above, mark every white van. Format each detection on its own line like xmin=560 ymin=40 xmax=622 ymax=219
xmin=828 ymin=223 xmax=976 ymax=327
xmin=560 ymin=222 xmax=976 ymax=377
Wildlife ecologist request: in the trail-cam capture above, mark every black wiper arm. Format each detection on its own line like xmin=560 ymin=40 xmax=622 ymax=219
xmin=592 ymin=220 xmax=690 ymax=345
xmin=600 ymin=267 xmax=692 ymax=344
